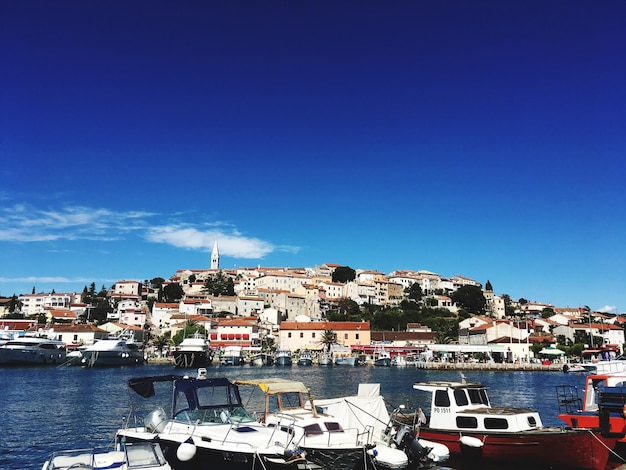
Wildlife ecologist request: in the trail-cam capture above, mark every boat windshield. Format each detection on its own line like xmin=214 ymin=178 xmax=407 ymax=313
xmin=175 ymin=406 xmax=254 ymax=424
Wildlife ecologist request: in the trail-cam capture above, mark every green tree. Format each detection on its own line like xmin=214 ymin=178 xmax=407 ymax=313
xmin=406 ymin=283 xmax=423 ymax=302
xmin=541 ymin=307 xmax=555 ymax=318
xmin=451 ymin=285 xmax=486 ymax=315
xmin=163 ymin=283 xmax=185 ymax=302
xmin=203 ymin=271 xmax=235 ymax=296
xmin=153 ymin=334 xmax=172 ymax=355
xmin=332 ymin=266 xmax=356 ymax=283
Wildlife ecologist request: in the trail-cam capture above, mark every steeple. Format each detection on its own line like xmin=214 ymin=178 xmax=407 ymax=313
xmin=211 ymin=241 xmax=220 ymax=270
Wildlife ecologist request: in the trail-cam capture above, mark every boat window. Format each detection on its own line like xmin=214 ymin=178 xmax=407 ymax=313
xmin=434 ymin=390 xmax=450 ymax=407
xmin=280 ymin=392 xmax=303 ymax=410
xmin=527 ymin=416 xmax=537 ymax=427
xmin=456 ymin=416 xmax=478 ymax=429
xmin=467 ymin=388 xmax=485 ymax=405
xmin=484 ymin=417 xmax=508 ymax=430
xmin=454 ymin=389 xmax=469 ymax=406
xmin=304 ymin=423 xmax=324 ymax=436
xmin=324 ymin=421 xmax=344 ymax=432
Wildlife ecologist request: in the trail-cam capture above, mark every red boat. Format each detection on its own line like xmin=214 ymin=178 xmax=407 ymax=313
xmin=558 ymin=372 xmax=626 ymax=442
xmin=412 ymin=380 xmax=619 ymax=470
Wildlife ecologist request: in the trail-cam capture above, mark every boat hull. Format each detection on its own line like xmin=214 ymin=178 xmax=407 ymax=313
xmin=275 ymin=355 xmax=292 ymax=366
xmin=81 ymin=350 xmax=144 ymax=367
xmin=119 ymin=433 xmax=301 ymax=470
xmin=173 ymin=351 xmax=212 ymax=368
xmin=416 ymin=427 xmax=616 ymax=470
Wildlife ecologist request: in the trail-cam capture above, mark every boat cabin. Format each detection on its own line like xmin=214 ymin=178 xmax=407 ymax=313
xmin=413 ymin=381 xmax=543 ymax=433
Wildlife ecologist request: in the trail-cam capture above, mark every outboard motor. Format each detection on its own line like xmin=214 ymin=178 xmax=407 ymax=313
xmin=394 ymin=425 xmax=431 ymax=467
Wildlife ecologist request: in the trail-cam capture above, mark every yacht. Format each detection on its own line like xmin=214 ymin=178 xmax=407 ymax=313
xmin=81 ymin=331 xmax=144 ymax=367
xmin=274 ymin=344 xmax=292 ymax=366
xmin=0 ymin=336 xmax=67 ymax=365
xmin=173 ymin=332 xmax=214 ymax=368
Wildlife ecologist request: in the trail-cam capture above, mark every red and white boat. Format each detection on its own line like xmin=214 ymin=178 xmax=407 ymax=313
xmin=412 ymin=379 xmax=618 ymax=470
xmin=558 ymin=371 xmax=626 ymax=442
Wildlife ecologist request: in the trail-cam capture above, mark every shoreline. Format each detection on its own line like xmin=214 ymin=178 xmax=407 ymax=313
xmin=146 ymin=356 xmax=564 ymax=371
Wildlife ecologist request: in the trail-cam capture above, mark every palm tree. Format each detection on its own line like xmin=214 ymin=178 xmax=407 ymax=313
xmin=319 ymin=329 xmax=337 ymax=353
xmin=153 ymin=335 xmax=172 ymax=357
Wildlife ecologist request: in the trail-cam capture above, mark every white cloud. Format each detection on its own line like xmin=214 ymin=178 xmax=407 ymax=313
xmin=0 ymin=203 xmax=298 ymax=260
xmin=598 ymin=305 xmax=617 ymax=313
xmin=145 ymin=225 xmax=275 ymax=258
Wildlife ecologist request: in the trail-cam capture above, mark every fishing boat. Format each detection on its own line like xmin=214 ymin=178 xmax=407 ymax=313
xmin=318 ymin=352 xmax=333 ymax=366
xmin=274 ymin=344 xmax=292 ymax=366
xmin=116 ymin=369 xmax=307 ymax=470
xmin=234 ymin=378 xmax=375 ymax=470
xmin=558 ymin=371 xmax=626 ymax=443
xmin=80 ymin=330 xmax=144 ymax=367
xmin=0 ymin=335 xmax=67 ymax=365
xmin=373 ymin=345 xmax=392 ymax=367
xmin=249 ymin=352 xmax=274 ymax=366
xmin=335 ymin=354 xmax=365 ymax=366
xmin=313 ymin=383 xmax=449 ymax=469
xmin=173 ymin=332 xmax=214 ymax=368
xmin=296 ymin=350 xmax=313 ymax=366
xmin=411 ymin=379 xmax=619 ymax=470
xmin=41 ymin=442 xmax=171 ymax=470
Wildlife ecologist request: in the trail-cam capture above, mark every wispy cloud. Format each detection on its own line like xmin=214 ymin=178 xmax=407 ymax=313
xmin=0 ymin=203 xmax=298 ymax=259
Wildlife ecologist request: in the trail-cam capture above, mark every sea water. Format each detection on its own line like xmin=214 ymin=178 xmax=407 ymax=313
xmin=0 ymin=364 xmax=588 ymax=470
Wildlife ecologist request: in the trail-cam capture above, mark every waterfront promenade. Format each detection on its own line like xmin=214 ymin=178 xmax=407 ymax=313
xmin=146 ymin=356 xmax=564 ymax=371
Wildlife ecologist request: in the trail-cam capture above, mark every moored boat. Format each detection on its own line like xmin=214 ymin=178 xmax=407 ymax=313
xmin=313 ymin=383 xmax=449 ymax=469
xmin=41 ymin=442 xmax=171 ymax=470
xmin=234 ymin=378 xmax=375 ymax=470
xmin=81 ymin=331 xmax=144 ymax=367
xmin=411 ymin=379 xmax=619 ymax=470
xmin=173 ymin=332 xmax=214 ymax=368
xmin=558 ymin=371 xmax=626 ymax=443
xmin=0 ymin=335 xmax=67 ymax=365
xmin=274 ymin=344 xmax=292 ymax=366
xmin=116 ymin=369 xmax=306 ymax=470
xmin=296 ymin=350 xmax=313 ymax=366
xmin=219 ymin=345 xmax=245 ymax=366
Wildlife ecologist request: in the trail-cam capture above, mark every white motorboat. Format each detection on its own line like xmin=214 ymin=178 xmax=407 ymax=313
xmin=81 ymin=331 xmax=144 ymax=367
xmin=41 ymin=442 xmax=171 ymax=470
xmin=173 ymin=332 xmax=214 ymax=368
xmin=296 ymin=350 xmax=313 ymax=366
xmin=0 ymin=336 xmax=67 ymax=365
xmin=235 ymin=378 xmax=374 ymax=470
xmin=313 ymin=383 xmax=449 ymax=469
xmin=218 ymin=345 xmax=245 ymax=365
xmin=116 ymin=369 xmax=306 ymax=470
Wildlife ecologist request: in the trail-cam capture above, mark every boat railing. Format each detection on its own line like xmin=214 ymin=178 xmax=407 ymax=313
xmin=556 ymin=384 xmax=583 ymax=415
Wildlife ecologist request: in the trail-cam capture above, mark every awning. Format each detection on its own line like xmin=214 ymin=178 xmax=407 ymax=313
xmin=233 ymin=378 xmax=309 ymax=394
xmin=539 ymin=347 xmax=565 ymax=356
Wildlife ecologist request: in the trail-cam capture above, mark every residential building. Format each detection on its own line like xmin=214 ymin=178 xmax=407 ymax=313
xmin=278 ymin=320 xmax=371 ymax=352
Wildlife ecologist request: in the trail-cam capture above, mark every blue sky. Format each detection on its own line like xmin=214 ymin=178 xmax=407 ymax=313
xmin=1 ymin=1 xmax=624 ymax=312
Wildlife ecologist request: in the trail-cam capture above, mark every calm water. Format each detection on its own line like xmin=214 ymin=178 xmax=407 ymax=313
xmin=0 ymin=364 xmax=588 ymax=470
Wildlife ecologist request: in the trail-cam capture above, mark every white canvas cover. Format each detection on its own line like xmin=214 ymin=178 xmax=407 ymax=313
xmin=313 ymin=383 xmax=390 ymax=439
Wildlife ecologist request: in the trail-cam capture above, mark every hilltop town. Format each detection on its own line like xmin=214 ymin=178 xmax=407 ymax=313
xmin=1 ymin=244 xmax=624 ymax=362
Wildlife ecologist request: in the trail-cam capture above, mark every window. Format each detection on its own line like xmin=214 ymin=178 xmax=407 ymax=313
xmin=300 ymin=332 xmax=304 ymax=338
xmin=456 ymin=416 xmax=478 ymax=428
xmin=73 ymin=334 xmax=78 ymax=341
xmin=434 ymin=390 xmax=450 ymax=407
xmin=288 ymin=333 xmax=292 ymax=338
xmin=527 ymin=416 xmax=537 ymax=427
xmin=454 ymin=390 xmax=468 ymax=406
xmin=344 ymin=333 xmax=348 ymax=340
xmin=355 ymin=333 xmax=359 ymax=340
xmin=312 ymin=333 xmax=316 ymax=338
xmin=485 ymin=418 xmax=509 ymax=430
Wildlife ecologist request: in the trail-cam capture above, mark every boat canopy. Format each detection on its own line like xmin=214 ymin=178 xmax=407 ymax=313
xmin=128 ymin=375 xmax=180 ymax=398
xmin=233 ymin=378 xmax=309 ymax=394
